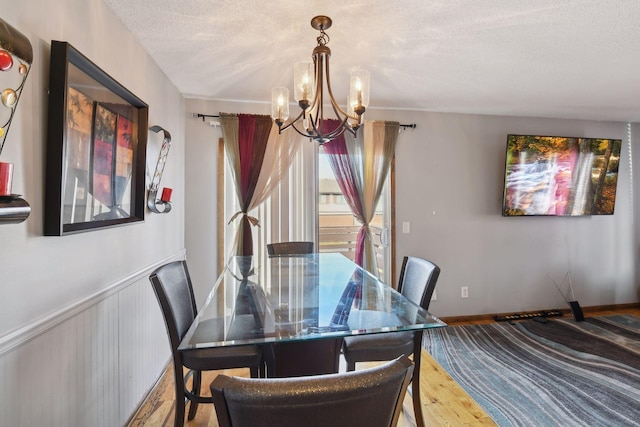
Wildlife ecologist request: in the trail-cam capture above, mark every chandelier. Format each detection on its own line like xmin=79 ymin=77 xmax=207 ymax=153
xmin=271 ymin=16 xmax=370 ymax=144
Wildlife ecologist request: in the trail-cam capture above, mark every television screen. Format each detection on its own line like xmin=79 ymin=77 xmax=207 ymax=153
xmin=502 ymin=134 xmax=621 ymax=216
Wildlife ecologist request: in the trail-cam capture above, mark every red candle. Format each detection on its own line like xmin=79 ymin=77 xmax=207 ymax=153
xmin=160 ymin=187 xmax=172 ymax=202
xmin=0 ymin=162 xmax=13 ymax=196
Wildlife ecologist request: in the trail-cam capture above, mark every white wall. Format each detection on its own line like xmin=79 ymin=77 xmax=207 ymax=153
xmin=185 ymin=99 xmax=638 ymax=318
xmin=0 ymin=0 xmax=185 ymax=425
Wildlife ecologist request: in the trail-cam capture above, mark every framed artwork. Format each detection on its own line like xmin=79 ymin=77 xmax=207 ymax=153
xmin=45 ymin=41 xmax=148 ymax=235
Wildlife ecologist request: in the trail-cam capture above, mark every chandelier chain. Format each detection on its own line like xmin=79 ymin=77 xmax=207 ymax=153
xmin=316 ymin=29 xmax=329 ymax=47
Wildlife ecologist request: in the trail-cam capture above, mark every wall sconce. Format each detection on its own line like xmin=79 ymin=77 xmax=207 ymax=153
xmin=0 ymin=18 xmax=33 ymax=224
xmin=147 ymin=125 xmax=172 ymax=214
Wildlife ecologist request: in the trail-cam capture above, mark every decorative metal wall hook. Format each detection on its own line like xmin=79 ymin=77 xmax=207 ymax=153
xmin=147 ymin=125 xmax=172 ymax=214
xmin=0 ymin=17 xmax=33 ymax=157
xmin=0 ymin=18 xmax=32 ymax=224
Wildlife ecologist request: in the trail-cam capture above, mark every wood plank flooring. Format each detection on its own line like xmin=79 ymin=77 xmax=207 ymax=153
xmin=128 ymin=351 xmax=495 ymax=427
xmin=128 ymin=305 xmax=639 ymax=427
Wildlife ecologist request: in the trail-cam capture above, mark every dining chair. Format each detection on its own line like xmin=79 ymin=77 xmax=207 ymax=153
xmin=341 ymin=256 xmax=440 ymax=427
xmin=264 ymin=240 xmax=341 ymax=376
xmin=149 ymin=260 xmax=263 ymax=427
xmin=266 ymin=241 xmax=314 ymax=256
xmin=210 ymin=355 xmax=414 ymax=427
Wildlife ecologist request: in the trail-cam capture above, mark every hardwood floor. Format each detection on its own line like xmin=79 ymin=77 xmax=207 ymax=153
xmin=128 ymin=353 xmax=495 ymax=427
xmin=128 ymin=305 xmax=639 ymax=427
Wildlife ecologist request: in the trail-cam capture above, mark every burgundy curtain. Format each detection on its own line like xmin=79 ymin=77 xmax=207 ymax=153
xmin=221 ymin=113 xmax=272 ymax=256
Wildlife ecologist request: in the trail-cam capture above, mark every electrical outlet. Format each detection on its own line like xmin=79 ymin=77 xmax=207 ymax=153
xmin=402 ymin=222 xmax=410 ymax=234
xmin=461 ymin=286 xmax=469 ymax=298
xmin=431 ymin=290 xmax=437 ymax=301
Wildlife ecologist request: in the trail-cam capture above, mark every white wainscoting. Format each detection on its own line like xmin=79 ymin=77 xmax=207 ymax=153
xmin=0 ymin=250 xmax=185 ymax=427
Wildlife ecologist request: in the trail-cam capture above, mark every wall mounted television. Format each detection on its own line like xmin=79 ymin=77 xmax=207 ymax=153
xmin=502 ymin=134 xmax=621 ymax=216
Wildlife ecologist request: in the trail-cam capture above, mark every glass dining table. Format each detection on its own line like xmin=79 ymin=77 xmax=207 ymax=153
xmin=179 ymin=252 xmax=446 ymax=425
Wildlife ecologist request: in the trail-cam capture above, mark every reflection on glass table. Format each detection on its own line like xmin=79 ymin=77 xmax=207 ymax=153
xmin=179 ymin=253 xmax=445 ymax=350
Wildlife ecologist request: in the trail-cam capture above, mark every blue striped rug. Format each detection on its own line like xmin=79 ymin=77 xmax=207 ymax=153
xmin=423 ymin=314 xmax=640 ymax=427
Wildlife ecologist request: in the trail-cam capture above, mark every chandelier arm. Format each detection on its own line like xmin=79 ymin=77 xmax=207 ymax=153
xmin=315 ymin=51 xmax=326 ymax=130
xmin=296 ymin=54 xmax=323 ymax=136
xmin=307 ymin=111 xmax=355 ymax=141
xmin=305 ymin=49 xmax=359 ymax=141
xmin=307 ymin=111 xmax=328 ymax=141
xmin=330 ymin=101 xmax=361 ymax=125
xmin=336 ymin=125 xmax=357 ymax=138
xmin=323 ymin=52 xmax=361 ymax=122
xmin=325 ymin=116 xmax=355 ymax=139
xmin=276 ymin=106 xmax=309 ymax=133
xmin=289 ymin=121 xmax=317 ymax=138
xmin=307 ymin=57 xmax=322 ymax=116
xmin=304 ymin=48 xmax=323 ymax=114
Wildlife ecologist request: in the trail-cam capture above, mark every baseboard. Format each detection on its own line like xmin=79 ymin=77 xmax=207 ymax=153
xmin=0 ymin=249 xmax=186 ymax=357
xmin=124 ymin=359 xmax=173 ymax=427
xmin=440 ymin=302 xmax=640 ymax=326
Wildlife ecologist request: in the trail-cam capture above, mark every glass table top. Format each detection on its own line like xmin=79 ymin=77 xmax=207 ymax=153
xmin=179 ymin=253 xmax=446 ymax=351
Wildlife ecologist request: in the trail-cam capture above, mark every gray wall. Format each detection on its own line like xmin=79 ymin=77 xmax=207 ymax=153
xmin=0 ymin=0 xmax=185 ymax=336
xmin=185 ymin=99 xmax=638 ymax=318
xmin=389 ymin=110 xmax=636 ymax=317
xmin=0 ymin=1 xmax=185 ymax=425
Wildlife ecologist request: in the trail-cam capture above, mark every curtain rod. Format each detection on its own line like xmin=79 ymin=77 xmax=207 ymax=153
xmin=195 ymin=113 xmax=416 ymax=129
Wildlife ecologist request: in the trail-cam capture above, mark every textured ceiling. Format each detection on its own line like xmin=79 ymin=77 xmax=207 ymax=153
xmin=103 ymin=0 xmax=640 ymax=122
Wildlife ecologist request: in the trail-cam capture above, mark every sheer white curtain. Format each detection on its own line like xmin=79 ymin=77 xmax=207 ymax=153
xmin=325 ymin=120 xmax=399 ymax=277
xmin=255 ymin=136 xmax=315 ymax=278
xmin=350 ymin=121 xmax=398 ymax=275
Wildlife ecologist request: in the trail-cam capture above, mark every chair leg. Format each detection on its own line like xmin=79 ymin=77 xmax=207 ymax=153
xmin=346 ymin=360 xmax=356 ymax=372
xmin=412 ymin=332 xmax=425 ymax=427
xmin=250 ymin=365 xmax=260 ymax=378
xmin=173 ymin=363 xmax=186 ymax=427
xmin=187 ymin=370 xmax=202 ymax=420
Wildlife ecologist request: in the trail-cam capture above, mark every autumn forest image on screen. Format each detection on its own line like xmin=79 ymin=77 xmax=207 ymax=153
xmin=502 ymin=135 xmax=621 ymax=216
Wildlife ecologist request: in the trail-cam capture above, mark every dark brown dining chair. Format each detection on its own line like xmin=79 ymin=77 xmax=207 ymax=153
xmin=265 ymin=240 xmax=340 ymax=377
xmin=266 ymin=241 xmax=314 ymax=256
xmin=341 ymin=256 xmax=440 ymax=427
xmin=211 ymin=355 xmax=414 ymax=427
xmin=149 ymin=260 xmax=263 ymax=427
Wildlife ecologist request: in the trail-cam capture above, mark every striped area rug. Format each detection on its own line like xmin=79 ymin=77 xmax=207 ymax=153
xmin=423 ymin=315 xmax=640 ymax=427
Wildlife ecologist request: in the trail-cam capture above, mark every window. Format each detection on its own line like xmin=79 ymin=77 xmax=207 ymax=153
xmin=219 ymin=136 xmax=394 ymax=284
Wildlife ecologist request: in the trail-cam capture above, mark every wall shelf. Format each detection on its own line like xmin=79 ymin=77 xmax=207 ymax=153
xmin=0 ymin=197 xmax=31 ymax=224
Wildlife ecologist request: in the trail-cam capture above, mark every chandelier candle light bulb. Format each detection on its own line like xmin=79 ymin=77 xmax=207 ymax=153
xmin=271 ymin=87 xmax=289 ymax=124
xmin=349 ymin=69 xmax=370 ymax=115
xmin=302 ymin=75 xmax=309 ymax=101
xmin=293 ymin=61 xmax=313 ymax=110
xmin=277 ymin=96 xmax=283 ymax=121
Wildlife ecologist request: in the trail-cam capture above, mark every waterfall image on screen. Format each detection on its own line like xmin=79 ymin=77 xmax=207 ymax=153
xmin=502 ymin=134 xmax=621 ymax=216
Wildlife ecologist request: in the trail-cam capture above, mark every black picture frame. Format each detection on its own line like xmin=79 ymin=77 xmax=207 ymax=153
xmin=45 ymin=41 xmax=148 ymax=235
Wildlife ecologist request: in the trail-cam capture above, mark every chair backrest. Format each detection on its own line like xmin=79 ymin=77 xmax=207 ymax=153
xmin=266 ymin=241 xmax=314 ymax=256
xmin=211 ymin=355 xmax=414 ymax=427
xmin=149 ymin=260 xmax=197 ymax=352
xmin=398 ymin=256 xmax=440 ymax=311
